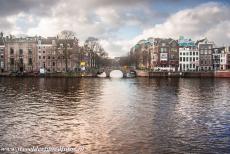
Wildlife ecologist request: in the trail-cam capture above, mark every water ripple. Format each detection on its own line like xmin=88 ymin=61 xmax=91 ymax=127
xmin=0 ymin=78 xmax=230 ymax=153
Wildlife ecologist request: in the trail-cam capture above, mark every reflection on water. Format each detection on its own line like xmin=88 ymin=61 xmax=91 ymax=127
xmin=0 ymin=78 xmax=230 ymax=153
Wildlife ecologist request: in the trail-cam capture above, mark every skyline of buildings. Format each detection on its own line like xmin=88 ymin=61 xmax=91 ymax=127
xmin=0 ymin=32 xmax=109 ymax=73
xmin=128 ymin=36 xmax=230 ymax=72
xmin=1 ymin=30 xmax=230 ymax=74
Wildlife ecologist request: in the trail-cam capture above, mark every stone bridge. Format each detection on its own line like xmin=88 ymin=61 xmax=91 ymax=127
xmin=98 ymin=67 xmax=135 ymax=77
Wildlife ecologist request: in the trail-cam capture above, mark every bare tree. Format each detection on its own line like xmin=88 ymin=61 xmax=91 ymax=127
xmin=84 ymin=37 xmax=108 ymax=68
xmin=58 ymin=30 xmax=76 ymax=72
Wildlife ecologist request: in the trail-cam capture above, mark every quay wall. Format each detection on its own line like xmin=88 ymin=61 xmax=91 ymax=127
xmin=149 ymin=71 xmax=216 ymax=78
xmin=1 ymin=70 xmax=230 ymax=78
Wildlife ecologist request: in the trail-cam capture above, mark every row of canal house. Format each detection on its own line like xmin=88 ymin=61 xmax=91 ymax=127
xmin=131 ymin=36 xmax=230 ymax=72
xmin=0 ymin=33 xmax=100 ymax=73
xmin=179 ymin=37 xmax=230 ymax=71
xmin=130 ymin=37 xmax=179 ymax=71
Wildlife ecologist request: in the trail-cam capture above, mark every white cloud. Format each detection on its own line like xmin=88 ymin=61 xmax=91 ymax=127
xmin=131 ymin=2 xmax=230 ymax=45
xmin=1 ymin=1 xmax=230 ymax=58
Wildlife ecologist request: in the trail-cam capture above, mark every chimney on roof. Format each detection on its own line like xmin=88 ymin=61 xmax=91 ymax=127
xmin=0 ymin=32 xmax=3 ymax=38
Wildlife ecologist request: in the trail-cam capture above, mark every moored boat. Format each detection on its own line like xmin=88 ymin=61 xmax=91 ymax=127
xmin=97 ymin=72 xmax=107 ymax=78
xmin=126 ymin=70 xmax=136 ymax=78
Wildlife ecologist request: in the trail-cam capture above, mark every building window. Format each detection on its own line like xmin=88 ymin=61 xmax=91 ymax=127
xmin=10 ymin=48 xmax=14 ymax=55
xmin=10 ymin=58 xmax=14 ymax=65
xmin=19 ymin=58 xmax=23 ymax=65
xmin=28 ymin=58 xmax=32 ymax=65
xmin=39 ymin=56 xmax=41 ymax=59
xmin=43 ymin=51 xmax=45 ymax=54
xmin=180 ymin=57 xmax=182 ymax=61
xmin=19 ymin=49 xmax=23 ymax=55
xmin=28 ymin=49 xmax=32 ymax=55
xmin=48 ymin=56 xmax=50 ymax=59
xmin=53 ymin=62 xmax=55 ymax=66
xmin=43 ymin=56 xmax=45 ymax=59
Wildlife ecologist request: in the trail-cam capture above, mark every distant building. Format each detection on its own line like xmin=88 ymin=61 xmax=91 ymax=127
xmin=129 ymin=39 xmax=152 ymax=69
xmin=130 ymin=38 xmax=179 ymax=71
xmin=178 ymin=37 xmax=199 ymax=71
xmin=179 ymin=47 xmax=199 ymax=71
xmin=4 ymin=37 xmax=38 ymax=72
xmin=226 ymin=46 xmax=230 ymax=70
xmin=0 ymin=32 xmax=5 ymax=72
xmin=154 ymin=38 xmax=179 ymax=71
xmin=212 ymin=47 xmax=226 ymax=70
xmin=37 ymin=37 xmax=57 ymax=72
xmin=56 ymin=38 xmax=79 ymax=72
xmin=197 ymin=38 xmax=214 ymax=71
xmin=37 ymin=37 xmax=80 ymax=72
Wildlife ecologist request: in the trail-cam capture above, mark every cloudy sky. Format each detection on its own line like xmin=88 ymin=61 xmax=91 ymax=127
xmin=0 ymin=0 xmax=230 ymax=57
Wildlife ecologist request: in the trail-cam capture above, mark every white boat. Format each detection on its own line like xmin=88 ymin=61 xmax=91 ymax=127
xmin=110 ymin=70 xmax=123 ymax=78
xmin=126 ymin=71 xmax=136 ymax=78
xmin=97 ymin=72 xmax=107 ymax=78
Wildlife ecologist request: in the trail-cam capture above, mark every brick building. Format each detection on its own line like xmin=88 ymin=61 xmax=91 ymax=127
xmin=154 ymin=38 xmax=179 ymax=71
xmin=4 ymin=37 xmax=38 ymax=72
xmin=197 ymin=38 xmax=214 ymax=71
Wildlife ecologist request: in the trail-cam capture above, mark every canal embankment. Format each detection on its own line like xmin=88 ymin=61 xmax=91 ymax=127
xmin=149 ymin=71 xmax=230 ymax=78
xmin=1 ymin=70 xmax=230 ymax=78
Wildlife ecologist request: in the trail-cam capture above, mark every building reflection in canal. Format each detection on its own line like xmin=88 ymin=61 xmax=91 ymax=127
xmin=0 ymin=78 xmax=230 ymax=153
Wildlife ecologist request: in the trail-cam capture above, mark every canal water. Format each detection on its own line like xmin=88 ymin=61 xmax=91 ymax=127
xmin=0 ymin=78 xmax=230 ymax=154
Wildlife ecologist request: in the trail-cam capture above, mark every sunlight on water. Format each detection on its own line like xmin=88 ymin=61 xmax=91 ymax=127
xmin=0 ymin=78 xmax=230 ymax=153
